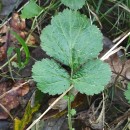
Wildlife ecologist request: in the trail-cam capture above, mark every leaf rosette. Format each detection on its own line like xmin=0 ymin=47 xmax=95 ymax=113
xmin=32 ymin=9 xmax=111 ymax=95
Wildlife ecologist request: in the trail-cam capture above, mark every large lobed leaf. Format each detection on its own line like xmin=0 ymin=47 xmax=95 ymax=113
xmin=32 ymin=59 xmax=70 ymax=95
xmin=72 ymin=60 xmax=111 ymax=95
xmin=60 ymin=0 xmax=86 ymax=10
xmin=33 ymin=9 xmax=111 ymax=96
xmin=40 ymin=9 xmax=103 ymax=70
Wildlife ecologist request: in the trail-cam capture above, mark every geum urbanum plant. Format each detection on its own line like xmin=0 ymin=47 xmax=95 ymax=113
xmin=32 ymin=9 xmax=111 ymax=96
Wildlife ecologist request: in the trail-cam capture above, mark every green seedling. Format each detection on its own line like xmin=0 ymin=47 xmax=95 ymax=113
xmin=32 ymin=9 xmax=111 ymax=130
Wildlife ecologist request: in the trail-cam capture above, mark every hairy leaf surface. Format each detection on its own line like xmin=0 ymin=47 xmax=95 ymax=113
xmin=61 ymin=0 xmax=86 ymax=10
xmin=40 ymin=9 xmax=103 ymax=70
xmin=72 ymin=60 xmax=111 ymax=95
xmin=32 ymin=59 xmax=70 ymax=95
xmin=21 ymin=0 xmax=42 ymax=19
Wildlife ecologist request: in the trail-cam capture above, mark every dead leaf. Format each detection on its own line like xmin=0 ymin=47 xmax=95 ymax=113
xmin=27 ymin=34 xmax=36 ymax=46
xmin=0 ymin=36 xmax=7 ymax=43
xmin=13 ymin=80 xmax=29 ymax=96
xmin=77 ymin=100 xmax=104 ymax=130
xmin=0 ymin=45 xmax=6 ymax=61
xmin=10 ymin=13 xmax=26 ymax=31
xmin=48 ymin=98 xmax=67 ymax=112
xmin=0 ymin=25 xmax=8 ymax=34
xmin=9 ymin=12 xmax=37 ymax=46
xmin=0 ymin=80 xmax=30 ymax=119
xmin=0 ymin=93 xmax=19 ymax=119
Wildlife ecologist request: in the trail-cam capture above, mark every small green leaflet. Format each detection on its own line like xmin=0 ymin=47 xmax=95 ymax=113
xmin=70 ymin=109 xmax=76 ymax=116
xmin=15 ymin=48 xmax=22 ymax=67
xmin=72 ymin=60 xmax=111 ymax=95
xmin=32 ymin=59 xmax=70 ymax=95
xmin=21 ymin=0 xmax=42 ymax=19
xmin=7 ymin=47 xmax=14 ymax=57
xmin=40 ymin=9 xmax=103 ymax=71
xmin=61 ymin=0 xmax=86 ymax=10
xmin=124 ymin=83 xmax=130 ymax=103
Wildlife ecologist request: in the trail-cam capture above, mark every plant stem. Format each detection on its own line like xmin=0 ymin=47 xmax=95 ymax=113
xmin=67 ymin=65 xmax=74 ymax=130
xmin=26 ymin=85 xmax=74 ymax=130
xmin=68 ymin=91 xmax=73 ymax=130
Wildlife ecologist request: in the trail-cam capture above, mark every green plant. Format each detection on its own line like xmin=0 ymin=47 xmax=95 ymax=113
xmin=32 ymin=8 xmax=111 ymax=129
xmin=32 ymin=9 xmax=111 ymax=95
xmin=11 ymin=31 xmax=30 ymax=68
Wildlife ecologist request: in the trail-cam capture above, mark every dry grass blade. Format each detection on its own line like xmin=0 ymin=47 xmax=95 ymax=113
xmin=113 ymin=31 xmax=129 ymax=43
xmin=101 ymin=46 xmax=125 ymax=60
xmin=0 ymin=103 xmax=13 ymax=120
xmin=101 ymin=31 xmax=130 ymax=61
xmin=86 ymin=3 xmax=102 ymax=29
xmin=118 ymin=3 xmax=130 ymax=13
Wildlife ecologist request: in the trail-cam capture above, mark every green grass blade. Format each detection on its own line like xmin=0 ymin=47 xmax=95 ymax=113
xmin=15 ymin=48 xmax=22 ymax=67
xmin=11 ymin=31 xmax=30 ymax=66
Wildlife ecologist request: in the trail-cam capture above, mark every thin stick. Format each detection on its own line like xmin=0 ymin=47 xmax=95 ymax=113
xmin=112 ymin=31 xmax=129 ymax=43
xmin=101 ymin=46 xmax=125 ymax=60
xmin=0 ymin=103 xmax=13 ymax=120
xmin=101 ymin=31 xmax=130 ymax=61
xmin=87 ymin=3 xmax=102 ymax=29
xmin=26 ymin=85 xmax=74 ymax=130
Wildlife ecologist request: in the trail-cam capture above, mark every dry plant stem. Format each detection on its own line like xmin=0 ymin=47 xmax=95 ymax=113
xmin=109 ymin=109 xmax=130 ymax=127
xmin=114 ymin=120 xmax=124 ymax=130
xmin=112 ymin=31 xmax=129 ymax=43
xmin=123 ymin=120 xmax=130 ymax=130
xmin=0 ymin=103 xmax=13 ymax=120
xmin=0 ymin=80 xmax=31 ymax=100
xmin=101 ymin=31 xmax=130 ymax=61
xmin=86 ymin=3 xmax=102 ymax=29
xmin=102 ymin=46 xmax=125 ymax=60
xmin=96 ymin=93 xmax=105 ymax=124
xmin=26 ymin=85 xmax=74 ymax=130
xmin=86 ymin=3 xmax=92 ymax=25
xmin=118 ymin=3 xmax=130 ymax=13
